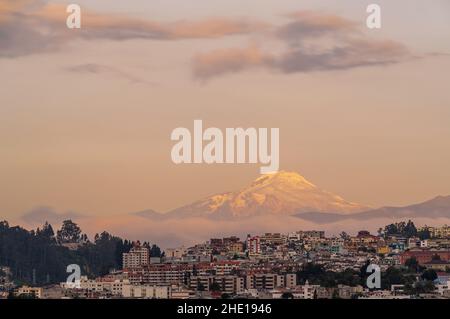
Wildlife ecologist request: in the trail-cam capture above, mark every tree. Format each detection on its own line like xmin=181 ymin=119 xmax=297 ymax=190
xmin=377 ymin=228 xmax=384 ymax=237
xmin=57 ymin=220 xmax=82 ymax=244
xmin=358 ymin=246 xmax=368 ymax=252
xmin=332 ymin=289 xmax=340 ymax=299
xmin=418 ymin=228 xmax=431 ymax=240
xmin=381 ymin=267 xmax=416 ymax=290
xmin=339 ymin=232 xmax=350 ymax=241
xmin=0 ymin=219 xmax=161 ymax=285
xmin=150 ymin=244 xmax=161 ymax=257
xmin=197 ymin=281 xmax=206 ymax=292
xmin=37 ymin=222 xmax=55 ymax=243
xmin=210 ymin=282 xmax=222 ymax=292
xmin=405 ymin=257 xmax=419 ymax=272
xmin=384 ymin=223 xmax=399 ymax=236
xmin=281 ymin=292 xmax=294 ymax=299
xmin=404 ymin=220 xmax=418 ymax=238
xmin=406 ymin=280 xmax=435 ymax=295
xmin=421 ymin=269 xmax=437 ymax=281
xmin=383 ymin=220 xmax=417 ymax=238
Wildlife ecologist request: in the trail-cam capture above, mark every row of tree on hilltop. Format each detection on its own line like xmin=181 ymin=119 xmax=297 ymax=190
xmin=0 ymin=219 xmax=162 ymax=286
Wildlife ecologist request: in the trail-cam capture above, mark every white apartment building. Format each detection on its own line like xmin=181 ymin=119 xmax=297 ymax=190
xmin=296 ymin=281 xmax=320 ymax=299
xmin=246 ymin=273 xmax=296 ymax=290
xmin=63 ymin=276 xmax=130 ymax=295
xmin=123 ymin=244 xmax=149 ymax=269
xmin=124 ymin=264 xmax=193 ymax=285
xmin=122 ymin=284 xmax=171 ymax=299
xmin=165 ymin=246 xmax=187 ymax=259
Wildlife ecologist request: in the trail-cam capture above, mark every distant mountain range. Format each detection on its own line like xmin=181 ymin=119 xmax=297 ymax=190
xmin=134 ymin=171 xmax=368 ymax=220
xmin=16 ymin=170 xmax=450 ymax=247
xmin=131 ymin=171 xmax=450 ymax=222
xmin=295 ymin=195 xmax=450 ymax=224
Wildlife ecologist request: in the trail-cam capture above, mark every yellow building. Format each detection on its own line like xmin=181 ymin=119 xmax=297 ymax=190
xmin=377 ymin=246 xmax=389 ymax=255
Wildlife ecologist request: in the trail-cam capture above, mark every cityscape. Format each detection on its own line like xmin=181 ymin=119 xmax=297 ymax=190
xmin=1 ymin=1 xmax=449 ymax=314
xmin=2 ymin=220 xmax=450 ymax=299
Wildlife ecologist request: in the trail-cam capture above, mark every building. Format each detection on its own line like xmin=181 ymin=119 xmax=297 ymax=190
xmin=15 ymin=286 xmax=43 ymax=299
xmin=165 ymin=246 xmax=187 ymax=259
xmin=419 ymin=225 xmax=450 ymax=239
xmin=246 ymin=235 xmax=261 ymax=255
xmin=122 ymin=284 xmax=171 ymax=298
xmin=228 ymin=242 xmax=244 ymax=254
xmin=123 ymin=242 xmax=149 ymax=269
xmin=246 ymin=273 xmax=296 ymax=290
xmin=400 ymin=248 xmax=450 ymax=264
xmin=296 ymin=281 xmax=320 ymax=299
xmin=61 ymin=276 xmax=130 ymax=296
xmin=189 ymin=275 xmax=244 ymax=294
xmin=170 ymin=285 xmax=193 ymax=299
xmin=260 ymin=233 xmax=286 ymax=245
xmin=124 ymin=263 xmax=195 ymax=285
xmin=423 ymin=260 xmax=450 ymax=271
xmin=351 ymin=231 xmax=379 ymax=246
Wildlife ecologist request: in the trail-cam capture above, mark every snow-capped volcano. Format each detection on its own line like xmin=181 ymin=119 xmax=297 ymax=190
xmin=166 ymin=171 xmax=368 ymax=219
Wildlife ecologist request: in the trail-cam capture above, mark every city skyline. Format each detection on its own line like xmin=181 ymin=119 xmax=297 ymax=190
xmin=3 ymin=217 xmax=450 ymax=300
xmin=0 ymin=0 xmax=450 ymax=255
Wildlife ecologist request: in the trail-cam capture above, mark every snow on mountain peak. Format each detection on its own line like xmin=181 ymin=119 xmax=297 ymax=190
xmin=167 ymin=171 xmax=368 ymax=219
xmin=251 ymin=171 xmax=316 ymax=189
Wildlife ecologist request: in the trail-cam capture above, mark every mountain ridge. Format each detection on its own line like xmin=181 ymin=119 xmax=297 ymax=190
xmin=295 ymin=195 xmax=450 ymax=224
xmin=140 ymin=171 xmax=369 ymax=220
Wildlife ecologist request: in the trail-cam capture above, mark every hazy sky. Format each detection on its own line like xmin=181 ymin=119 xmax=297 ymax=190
xmin=1 ymin=0 xmax=450 ymax=221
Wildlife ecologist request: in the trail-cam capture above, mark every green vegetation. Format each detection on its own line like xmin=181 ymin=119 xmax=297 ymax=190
xmin=296 ymin=261 xmax=424 ymax=291
xmin=281 ymin=292 xmax=294 ymax=299
xmin=296 ymin=263 xmax=362 ymax=288
xmin=383 ymin=220 xmax=417 ymax=238
xmin=0 ymin=220 xmax=161 ymax=285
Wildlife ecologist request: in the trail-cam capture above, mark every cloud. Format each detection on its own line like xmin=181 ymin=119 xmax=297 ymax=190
xmin=275 ymin=39 xmax=409 ymax=73
xmin=192 ymin=11 xmax=411 ymax=80
xmin=193 ymin=46 xmax=272 ymax=80
xmin=0 ymin=1 xmax=266 ymax=57
xmin=276 ymin=10 xmax=358 ymax=41
xmin=66 ymin=63 xmax=151 ymax=84
xmin=20 ymin=206 xmax=85 ymax=227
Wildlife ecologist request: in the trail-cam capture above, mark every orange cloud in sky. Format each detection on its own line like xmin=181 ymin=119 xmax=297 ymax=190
xmin=193 ymin=46 xmax=271 ymax=80
xmin=0 ymin=1 xmax=410 ymax=80
xmin=283 ymin=10 xmax=358 ymax=32
xmin=35 ymin=4 xmax=266 ymax=39
xmin=0 ymin=1 xmax=266 ymax=57
xmin=191 ymin=11 xmax=410 ymax=80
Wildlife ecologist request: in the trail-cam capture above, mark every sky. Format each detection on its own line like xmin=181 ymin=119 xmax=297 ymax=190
xmin=1 ymin=0 xmax=450 ymax=223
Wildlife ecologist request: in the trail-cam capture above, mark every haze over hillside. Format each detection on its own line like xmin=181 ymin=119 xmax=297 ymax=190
xmin=14 ymin=171 xmax=450 ymax=247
